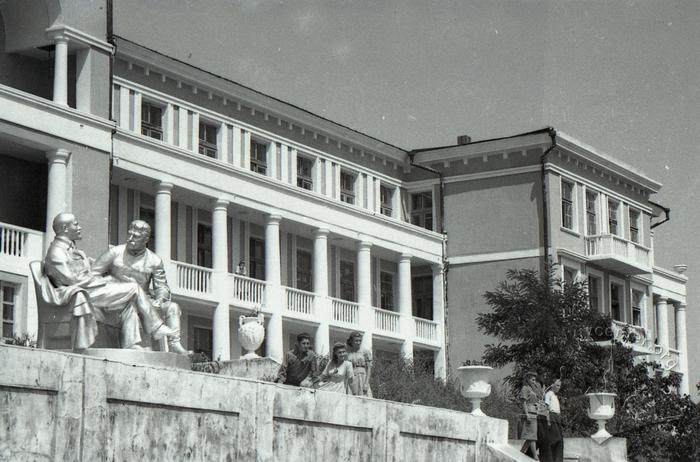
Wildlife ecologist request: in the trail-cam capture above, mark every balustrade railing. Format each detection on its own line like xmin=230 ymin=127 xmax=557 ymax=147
xmin=232 ymin=274 xmax=265 ymax=305
xmin=584 ymin=234 xmax=650 ymax=268
xmin=414 ymin=317 xmax=438 ymax=342
xmin=286 ymin=287 xmax=314 ymax=315
xmin=374 ymin=308 xmax=400 ymax=333
xmin=332 ymin=298 xmax=359 ymax=325
xmin=173 ymin=261 xmax=212 ymax=294
xmin=0 ymin=222 xmax=43 ymax=260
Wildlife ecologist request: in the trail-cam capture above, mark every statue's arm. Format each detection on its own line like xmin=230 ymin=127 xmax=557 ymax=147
xmin=91 ymin=248 xmax=115 ymax=276
xmin=151 ymin=258 xmax=171 ymax=302
xmin=45 ymin=247 xmax=84 ymax=286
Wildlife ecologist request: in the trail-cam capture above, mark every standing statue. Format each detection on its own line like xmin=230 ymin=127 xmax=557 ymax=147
xmin=92 ymin=220 xmax=189 ymax=354
xmin=43 ymin=213 xmax=177 ymax=350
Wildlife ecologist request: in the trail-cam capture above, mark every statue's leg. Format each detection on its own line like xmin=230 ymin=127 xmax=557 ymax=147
xmin=131 ymin=286 xmax=178 ymax=340
xmin=161 ymin=301 xmax=189 ymax=355
xmin=119 ymin=303 xmax=143 ymax=349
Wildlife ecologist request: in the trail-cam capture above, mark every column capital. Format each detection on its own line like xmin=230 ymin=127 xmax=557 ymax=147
xmin=265 ymin=213 xmax=282 ymax=225
xmin=675 ymin=303 xmax=687 ymax=311
xmin=656 ymin=296 xmax=669 ymax=304
xmin=313 ymin=227 xmax=330 ymax=238
xmin=155 ymin=181 xmax=174 ymax=193
xmin=357 ymin=240 xmax=372 ymax=251
xmin=431 ymin=263 xmax=444 ymax=274
xmin=46 ymin=149 xmax=70 ymax=164
xmin=212 ymin=198 xmax=230 ymax=211
xmin=399 ymin=252 xmax=412 ymax=263
xmin=48 ymin=32 xmax=69 ymax=43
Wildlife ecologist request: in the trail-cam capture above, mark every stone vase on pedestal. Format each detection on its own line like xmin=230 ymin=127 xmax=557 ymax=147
xmin=238 ymin=313 xmax=265 ymax=359
xmin=457 ymin=365 xmax=493 ymax=416
xmin=586 ymin=392 xmax=616 ymax=444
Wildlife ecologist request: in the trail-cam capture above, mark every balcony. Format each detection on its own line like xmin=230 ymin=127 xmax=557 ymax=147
xmin=610 ymin=320 xmax=654 ymax=356
xmin=374 ymin=307 xmax=400 ymax=336
xmin=285 ymin=287 xmax=315 ymax=318
xmin=414 ymin=317 xmax=439 ymax=344
xmin=0 ymin=221 xmax=44 ymax=275
xmin=331 ymin=298 xmax=360 ymax=327
xmin=171 ymin=260 xmax=213 ymax=299
xmin=584 ymin=234 xmax=651 ymax=275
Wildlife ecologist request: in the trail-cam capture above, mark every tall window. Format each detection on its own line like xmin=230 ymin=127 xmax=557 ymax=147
xmin=296 ymin=250 xmax=312 ymax=292
xmin=198 ymin=122 xmax=218 ymax=158
xmin=141 ymin=102 xmax=163 ymax=140
xmin=250 ymin=140 xmax=268 ymax=175
xmin=1 ymin=282 xmax=16 ymax=338
xmin=380 ymin=185 xmax=393 ymax=217
xmin=139 ymin=206 xmax=156 ymax=252
xmin=588 ymin=275 xmax=601 ymax=312
xmin=192 ymin=326 xmax=213 ymax=361
xmin=197 ymin=224 xmax=212 ymax=268
xmin=585 ymin=191 xmax=598 ymax=235
xmin=340 ymin=171 xmax=356 ymax=204
xmin=249 ymin=238 xmax=265 ymax=280
xmin=411 ymin=192 xmax=433 ymax=230
xmin=380 ymin=271 xmax=394 ymax=310
xmin=412 ymin=276 xmax=433 ymax=319
xmin=297 ymin=157 xmax=314 ymax=190
xmin=610 ymin=283 xmax=623 ymax=321
xmin=632 ymin=290 xmax=643 ymax=326
xmin=629 ymin=209 xmax=640 ymax=243
xmin=561 ymin=180 xmax=574 ymax=230
xmin=563 ymin=267 xmax=576 ymax=285
xmin=608 ymin=200 xmax=619 ymax=235
xmin=339 ymin=260 xmax=355 ymax=301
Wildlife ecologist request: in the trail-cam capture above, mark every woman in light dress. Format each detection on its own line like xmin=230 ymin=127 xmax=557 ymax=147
xmin=346 ymin=331 xmax=373 ymax=397
xmin=318 ymin=342 xmax=354 ymax=394
xmin=519 ymin=371 xmax=545 ymax=460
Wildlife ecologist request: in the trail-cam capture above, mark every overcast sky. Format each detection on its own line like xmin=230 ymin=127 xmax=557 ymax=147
xmin=115 ymin=0 xmax=700 ymax=391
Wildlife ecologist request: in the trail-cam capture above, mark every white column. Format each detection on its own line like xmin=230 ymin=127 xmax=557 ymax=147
xmin=675 ymin=303 xmax=689 ymax=395
xmin=333 ymin=163 xmax=341 ymax=199
xmin=217 ymin=122 xmax=229 ymax=162
xmin=366 ymin=176 xmax=375 ymax=212
xmin=52 ymin=35 xmax=69 ymax=105
xmin=324 ymin=160 xmax=333 ymax=197
xmin=392 ymin=186 xmax=402 ymax=219
xmin=191 ymin=112 xmax=200 ymax=153
xmin=44 ymin=149 xmax=70 ymax=252
xmin=398 ymin=253 xmax=414 ymax=360
xmin=75 ymin=48 xmax=92 ymax=112
xmin=656 ymin=296 xmax=670 ymax=351
xmin=242 ymin=130 xmax=251 ymax=169
xmin=132 ymin=92 xmax=142 ymax=133
xmin=177 ymin=107 xmax=188 ymax=148
xmin=357 ymin=240 xmax=373 ymax=351
xmin=314 ymin=157 xmax=323 ymax=193
xmin=269 ymin=143 xmax=279 ymax=180
xmin=264 ymin=214 xmax=284 ymax=361
xmin=279 ymin=145 xmax=289 ymax=183
xmin=289 ymin=148 xmax=298 ymax=187
xmin=154 ymin=182 xmax=173 ymax=262
xmin=357 ymin=174 xmax=365 ymax=209
xmin=211 ymin=199 xmax=230 ymax=361
xmin=432 ymin=263 xmax=447 ymax=379
xmin=118 ymin=87 xmax=130 ymax=129
xmin=313 ymin=228 xmax=330 ymax=356
xmin=164 ymin=104 xmax=175 ymax=144
xmin=373 ymin=178 xmax=381 ymax=212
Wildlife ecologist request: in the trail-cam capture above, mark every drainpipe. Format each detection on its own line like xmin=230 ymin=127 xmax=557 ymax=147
xmin=649 ymin=200 xmax=671 ymax=229
xmin=540 ymin=128 xmax=557 ymax=271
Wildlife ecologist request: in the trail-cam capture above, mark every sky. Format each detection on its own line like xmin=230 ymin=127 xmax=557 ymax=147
xmin=115 ymin=0 xmax=700 ymax=392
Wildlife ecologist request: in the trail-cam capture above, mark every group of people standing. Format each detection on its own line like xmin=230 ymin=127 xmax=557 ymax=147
xmin=275 ymin=331 xmax=373 ymax=397
xmin=520 ymin=371 xmax=564 ymax=462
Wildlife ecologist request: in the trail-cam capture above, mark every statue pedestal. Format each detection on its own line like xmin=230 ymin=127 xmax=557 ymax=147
xmin=217 ymin=357 xmax=281 ymax=381
xmin=82 ymin=348 xmax=192 ymax=370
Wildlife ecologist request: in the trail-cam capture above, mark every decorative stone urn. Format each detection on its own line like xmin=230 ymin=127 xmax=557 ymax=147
xmin=586 ymin=392 xmax=616 ymax=444
xmin=238 ymin=313 xmax=265 ymax=359
xmin=457 ymin=365 xmax=493 ymax=416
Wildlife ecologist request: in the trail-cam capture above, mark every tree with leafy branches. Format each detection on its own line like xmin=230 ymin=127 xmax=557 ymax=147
xmin=476 ymin=267 xmax=700 ymax=461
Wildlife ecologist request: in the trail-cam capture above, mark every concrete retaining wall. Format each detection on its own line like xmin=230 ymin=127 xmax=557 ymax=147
xmin=0 ymin=345 xmax=523 ymax=461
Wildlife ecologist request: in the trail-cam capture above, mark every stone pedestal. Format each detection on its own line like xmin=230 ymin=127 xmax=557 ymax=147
xmin=82 ymin=348 xmax=192 ymax=370
xmin=217 ymin=357 xmax=281 ymax=381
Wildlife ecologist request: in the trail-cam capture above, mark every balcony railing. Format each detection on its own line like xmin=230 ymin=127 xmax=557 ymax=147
xmin=414 ymin=317 xmax=438 ymax=342
xmin=232 ymin=274 xmax=265 ymax=306
xmin=610 ymin=320 xmax=653 ymax=353
xmin=285 ymin=287 xmax=315 ymax=316
xmin=173 ymin=261 xmax=212 ymax=294
xmin=374 ymin=308 xmax=400 ymax=334
xmin=0 ymin=222 xmax=44 ymax=262
xmin=332 ymin=298 xmax=359 ymax=325
xmin=655 ymin=347 xmax=680 ymax=372
xmin=584 ymin=234 xmax=651 ymax=273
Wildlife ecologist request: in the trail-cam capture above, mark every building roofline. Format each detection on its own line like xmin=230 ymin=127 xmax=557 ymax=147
xmin=112 ymin=36 xmax=409 ymax=162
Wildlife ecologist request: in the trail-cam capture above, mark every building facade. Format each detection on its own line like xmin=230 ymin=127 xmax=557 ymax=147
xmin=0 ymin=1 xmax=688 ymax=391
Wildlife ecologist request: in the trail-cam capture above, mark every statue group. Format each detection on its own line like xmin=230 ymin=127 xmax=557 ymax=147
xmin=39 ymin=212 xmax=188 ymax=354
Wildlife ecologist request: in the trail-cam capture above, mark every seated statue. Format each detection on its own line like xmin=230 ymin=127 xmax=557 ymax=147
xmin=92 ymin=220 xmax=189 ymax=354
xmin=42 ymin=213 xmax=177 ymax=351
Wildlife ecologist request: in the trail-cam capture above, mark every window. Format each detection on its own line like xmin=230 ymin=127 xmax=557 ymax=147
xmin=610 ymin=283 xmax=623 ymax=321
xmin=192 ymin=326 xmax=213 ymax=361
xmin=632 ymin=290 xmax=643 ymax=326
xmin=249 ymin=238 xmax=265 ymax=280
xmin=198 ymin=122 xmax=218 ymax=158
xmin=588 ymin=275 xmax=601 ymax=312
xmin=411 ymin=192 xmax=433 ymax=230
xmin=197 ymin=224 xmax=212 ymax=268
xmin=339 ymin=260 xmax=355 ymax=301
xmin=250 ymin=140 xmax=268 ymax=175
xmin=380 ymin=185 xmax=393 ymax=217
xmin=586 ymin=191 xmax=598 ymax=235
xmin=139 ymin=206 xmax=156 ymax=252
xmin=412 ymin=276 xmax=433 ymax=319
xmin=561 ymin=180 xmax=574 ymax=230
xmin=629 ymin=209 xmax=640 ymax=243
xmin=141 ymin=101 xmax=163 ymax=140
xmin=563 ymin=267 xmax=576 ymax=285
xmin=608 ymin=200 xmax=619 ymax=235
xmin=2 ymin=282 xmax=16 ymax=338
xmin=340 ymin=171 xmax=356 ymax=204
xmin=297 ymin=157 xmax=314 ymax=191
xmin=380 ymin=271 xmax=394 ymax=310
xmin=296 ymin=250 xmax=312 ymax=292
